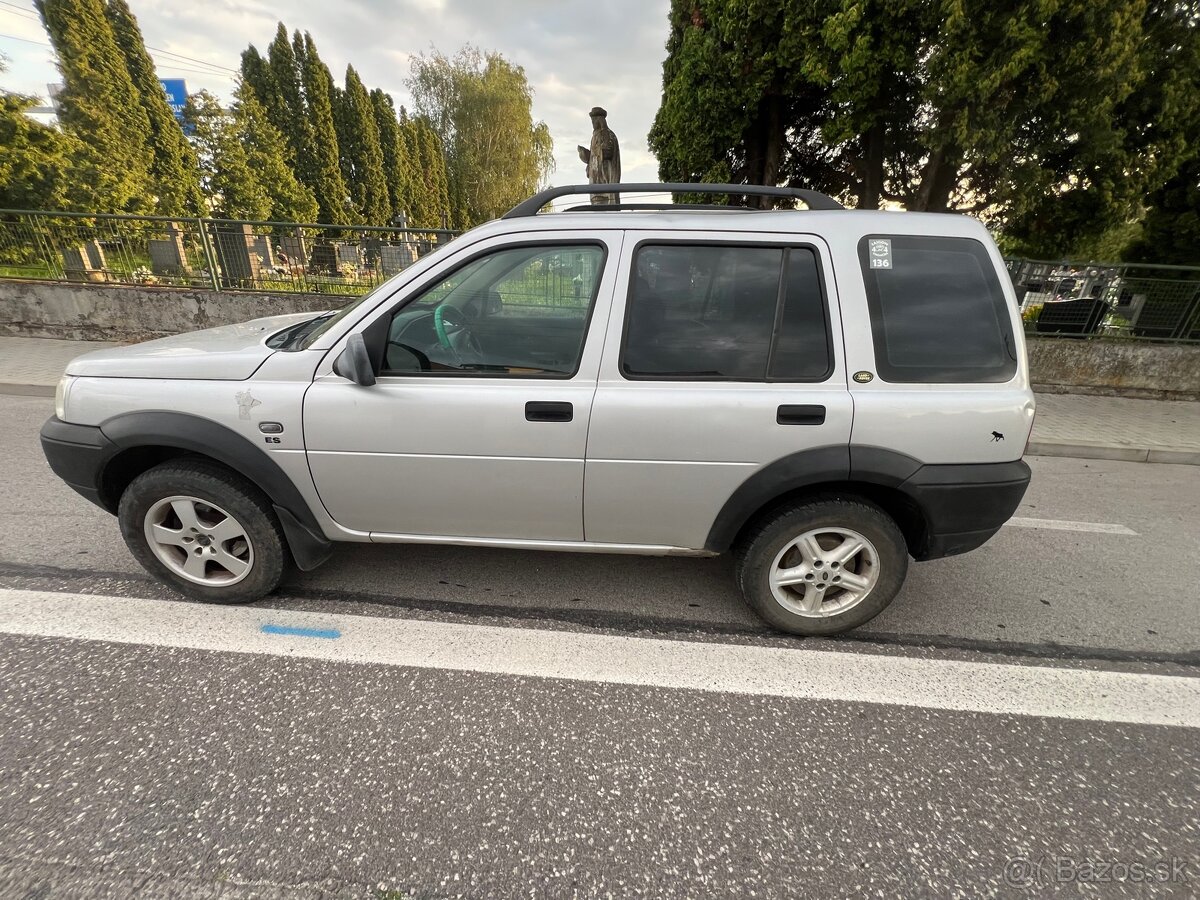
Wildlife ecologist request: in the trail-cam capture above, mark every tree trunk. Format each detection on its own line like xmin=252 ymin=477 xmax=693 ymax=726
xmin=742 ymin=94 xmax=786 ymax=208
xmin=857 ymin=122 xmax=885 ymax=209
xmin=913 ymin=144 xmax=959 ymax=212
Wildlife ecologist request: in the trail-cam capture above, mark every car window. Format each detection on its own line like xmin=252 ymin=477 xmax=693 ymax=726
xmin=621 ymin=244 xmax=831 ymax=381
xmin=858 ymin=235 xmax=1017 ymax=383
xmin=382 ymin=244 xmax=604 ymax=377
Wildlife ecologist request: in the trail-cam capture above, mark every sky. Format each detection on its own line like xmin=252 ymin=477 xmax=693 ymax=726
xmin=0 ymin=0 xmax=672 ymax=187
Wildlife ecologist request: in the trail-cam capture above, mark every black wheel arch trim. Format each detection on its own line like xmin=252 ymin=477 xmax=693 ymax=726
xmin=704 ymin=445 xmax=1031 ymax=556
xmin=98 ymin=411 xmax=333 ymax=569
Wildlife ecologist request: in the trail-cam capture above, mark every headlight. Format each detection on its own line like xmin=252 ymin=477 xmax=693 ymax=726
xmin=54 ymin=375 xmax=74 ymax=420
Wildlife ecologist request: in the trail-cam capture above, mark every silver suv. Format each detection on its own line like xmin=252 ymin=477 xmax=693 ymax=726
xmin=41 ymin=184 xmax=1034 ymax=636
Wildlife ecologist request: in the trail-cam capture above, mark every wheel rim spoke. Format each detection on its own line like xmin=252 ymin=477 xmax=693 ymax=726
xmin=170 ymin=499 xmax=200 ymax=531
xmin=799 ymin=583 xmax=824 ymax=613
xmin=181 ymin=550 xmax=209 ymax=580
xmin=838 ymin=570 xmax=872 ymax=594
xmin=773 ymin=564 xmax=809 ymax=587
xmin=212 ymin=548 xmax=250 ymax=577
xmin=151 ymin=523 xmax=188 ymax=547
xmin=828 ymin=536 xmax=865 ymax=566
xmin=208 ymin=516 xmax=247 ymax=545
xmin=796 ymin=534 xmax=824 ymax=566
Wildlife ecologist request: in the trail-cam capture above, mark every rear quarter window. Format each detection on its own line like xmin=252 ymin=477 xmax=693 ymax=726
xmin=858 ymin=235 xmax=1017 ymax=383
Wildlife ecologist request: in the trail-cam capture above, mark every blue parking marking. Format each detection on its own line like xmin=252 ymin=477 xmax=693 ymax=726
xmin=260 ymin=623 xmax=341 ymax=640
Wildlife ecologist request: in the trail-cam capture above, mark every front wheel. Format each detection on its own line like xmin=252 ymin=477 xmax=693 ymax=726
xmin=118 ymin=459 xmax=286 ymax=604
xmin=734 ymin=498 xmax=909 ymax=636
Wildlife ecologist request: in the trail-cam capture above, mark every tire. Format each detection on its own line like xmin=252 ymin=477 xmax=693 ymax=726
xmin=734 ymin=497 xmax=909 ymax=636
xmin=118 ymin=458 xmax=286 ymax=604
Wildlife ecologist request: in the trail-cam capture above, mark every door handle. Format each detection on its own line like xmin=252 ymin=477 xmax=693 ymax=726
xmin=777 ymin=404 xmax=826 ymax=425
xmin=526 ymin=401 xmax=573 ymax=422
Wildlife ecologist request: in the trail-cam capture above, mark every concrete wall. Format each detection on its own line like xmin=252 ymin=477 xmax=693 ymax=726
xmin=1 ymin=280 xmax=1198 ymax=398
xmin=0 ymin=280 xmax=339 ymax=343
xmin=1027 ymin=337 xmax=1200 ymax=401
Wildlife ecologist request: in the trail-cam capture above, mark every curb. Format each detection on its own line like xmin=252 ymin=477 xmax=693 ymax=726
xmin=1025 ymin=440 xmax=1200 ymax=466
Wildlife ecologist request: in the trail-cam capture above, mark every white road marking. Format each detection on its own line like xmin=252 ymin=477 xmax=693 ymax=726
xmin=0 ymin=588 xmax=1195 ymax=728
xmin=1007 ymin=516 xmax=1138 ymax=535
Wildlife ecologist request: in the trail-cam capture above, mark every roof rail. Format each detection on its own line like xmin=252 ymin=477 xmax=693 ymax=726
xmin=501 ymin=183 xmax=845 ymax=219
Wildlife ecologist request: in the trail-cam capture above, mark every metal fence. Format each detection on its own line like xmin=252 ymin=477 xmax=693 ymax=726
xmin=0 ymin=209 xmax=460 ymax=297
xmin=1006 ymin=258 xmax=1200 ymax=343
xmin=3 ymin=211 xmax=1199 ymax=343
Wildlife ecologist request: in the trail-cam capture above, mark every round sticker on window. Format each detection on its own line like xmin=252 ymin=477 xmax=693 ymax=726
xmin=853 ymin=371 xmax=874 ymax=383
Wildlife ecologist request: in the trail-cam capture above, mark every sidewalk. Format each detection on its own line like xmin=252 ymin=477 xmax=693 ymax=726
xmin=2 ymin=334 xmax=1198 ymax=464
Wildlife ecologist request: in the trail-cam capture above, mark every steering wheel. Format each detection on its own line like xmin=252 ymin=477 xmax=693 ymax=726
xmin=433 ymin=305 xmax=483 ymax=364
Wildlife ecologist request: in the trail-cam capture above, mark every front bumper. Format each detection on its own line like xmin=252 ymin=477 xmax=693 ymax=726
xmin=902 ymin=459 xmax=1032 ymax=560
xmin=40 ymin=417 xmax=117 ymax=512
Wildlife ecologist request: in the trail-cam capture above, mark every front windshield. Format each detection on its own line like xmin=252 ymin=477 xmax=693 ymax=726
xmin=295 ymin=239 xmax=457 ymax=350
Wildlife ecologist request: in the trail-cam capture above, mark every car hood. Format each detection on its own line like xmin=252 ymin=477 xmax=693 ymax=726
xmin=64 ymin=312 xmax=322 ymax=380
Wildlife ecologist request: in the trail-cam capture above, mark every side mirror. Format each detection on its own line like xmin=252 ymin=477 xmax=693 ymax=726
xmin=332 ymin=333 xmax=376 ymax=386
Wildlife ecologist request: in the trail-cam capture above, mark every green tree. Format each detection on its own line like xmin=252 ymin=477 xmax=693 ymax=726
xmin=104 ymin=0 xmax=202 ymax=216
xmin=410 ymin=116 xmax=452 ymax=228
xmin=399 ymin=116 xmax=435 ymax=227
xmin=408 ymin=46 xmax=553 ymax=226
xmin=35 ymin=0 xmax=153 ymax=211
xmin=0 ymin=64 xmax=75 ymax=209
xmin=650 ymin=0 xmax=1200 ymax=248
xmin=298 ymin=32 xmax=351 ymax=224
xmin=336 ymin=67 xmax=394 ymax=225
xmin=183 ymin=87 xmax=318 ymax=223
xmin=370 ymin=89 xmax=420 ymax=224
xmin=1125 ymin=155 xmax=1200 ymax=265
xmin=264 ymin=24 xmax=311 ymax=174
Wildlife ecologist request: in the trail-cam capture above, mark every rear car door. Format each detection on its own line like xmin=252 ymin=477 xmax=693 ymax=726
xmin=303 ymin=232 xmax=621 ymax=540
xmin=584 ymin=231 xmax=853 ymax=550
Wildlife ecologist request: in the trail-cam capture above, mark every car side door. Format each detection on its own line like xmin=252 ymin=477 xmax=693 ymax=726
xmin=303 ymin=231 xmax=622 ymax=540
xmin=583 ymin=231 xmax=853 ymax=550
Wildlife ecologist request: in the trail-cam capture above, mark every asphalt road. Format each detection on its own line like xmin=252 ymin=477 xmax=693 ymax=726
xmin=1 ymin=393 xmax=1197 ymax=898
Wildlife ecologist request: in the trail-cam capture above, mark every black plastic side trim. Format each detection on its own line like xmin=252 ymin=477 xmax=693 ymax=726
xmin=704 ymin=446 xmax=850 ymax=552
xmin=848 ymin=446 xmax=923 ymax=487
xmin=98 ymin=412 xmax=332 ymax=564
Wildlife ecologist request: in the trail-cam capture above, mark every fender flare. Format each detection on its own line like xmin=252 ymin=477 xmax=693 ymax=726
xmin=99 ymin=411 xmax=332 ymax=570
xmin=703 ymin=445 xmax=929 ymax=553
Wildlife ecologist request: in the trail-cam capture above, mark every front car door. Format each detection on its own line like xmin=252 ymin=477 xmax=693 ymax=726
xmin=304 ymin=231 xmax=622 ymax=540
xmin=584 ymin=231 xmax=853 ymax=550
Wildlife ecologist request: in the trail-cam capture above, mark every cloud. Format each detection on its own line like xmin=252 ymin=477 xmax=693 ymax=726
xmin=1 ymin=0 xmax=671 ymax=185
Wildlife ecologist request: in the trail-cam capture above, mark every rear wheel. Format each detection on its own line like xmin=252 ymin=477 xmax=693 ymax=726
xmin=118 ymin=460 xmax=285 ymax=604
xmin=735 ymin=498 xmax=908 ymax=636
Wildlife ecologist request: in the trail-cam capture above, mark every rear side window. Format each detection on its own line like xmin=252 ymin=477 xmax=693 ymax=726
xmin=858 ymin=235 xmax=1017 ymax=383
xmin=621 ymin=244 xmax=831 ymax=381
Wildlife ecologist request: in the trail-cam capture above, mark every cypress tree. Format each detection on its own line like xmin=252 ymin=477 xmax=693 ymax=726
xmin=413 ymin=117 xmax=451 ymax=229
xmin=399 ymin=117 xmax=433 ymax=227
xmin=298 ymin=32 xmax=351 ymax=224
xmin=370 ymin=89 xmax=419 ymax=225
xmin=341 ymin=66 xmax=391 ymax=225
xmin=236 ymin=83 xmax=318 ymax=223
xmin=35 ymin=0 xmax=153 ymax=211
xmin=239 ymin=45 xmax=277 ymax=115
xmin=265 ymin=23 xmax=310 ymax=174
xmin=105 ymin=0 xmax=202 ymax=217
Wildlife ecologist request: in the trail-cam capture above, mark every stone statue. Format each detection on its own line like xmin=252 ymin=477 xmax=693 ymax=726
xmin=577 ymin=107 xmax=621 ymax=205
